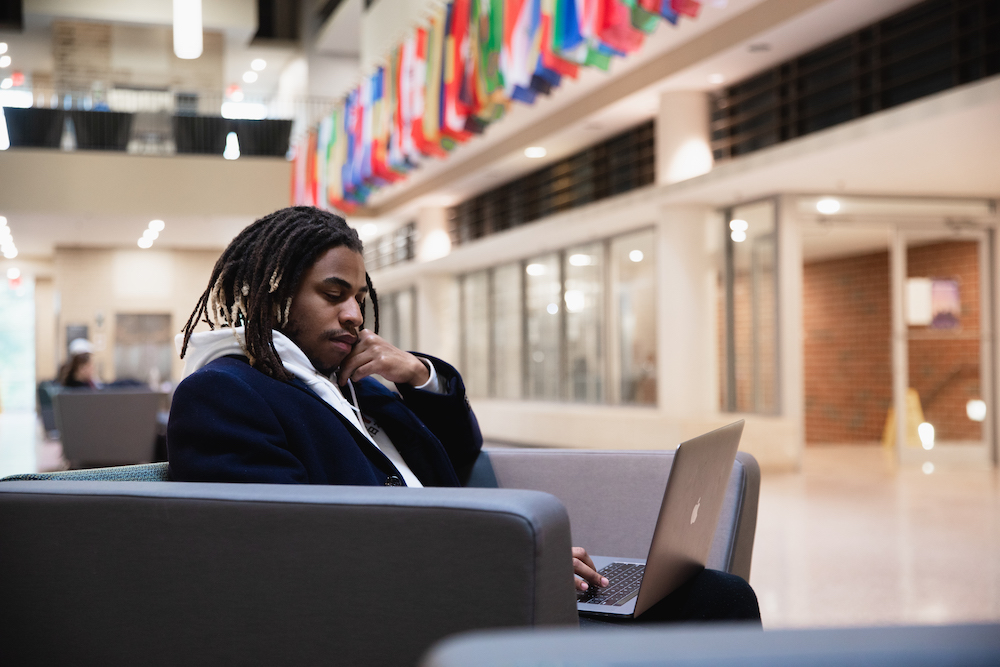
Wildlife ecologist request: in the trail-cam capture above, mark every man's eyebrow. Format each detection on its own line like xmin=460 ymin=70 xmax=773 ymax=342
xmin=321 ymin=276 xmax=369 ymax=293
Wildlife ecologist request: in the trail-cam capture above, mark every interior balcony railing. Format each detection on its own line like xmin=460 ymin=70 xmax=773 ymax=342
xmin=0 ymin=87 xmax=338 ymax=158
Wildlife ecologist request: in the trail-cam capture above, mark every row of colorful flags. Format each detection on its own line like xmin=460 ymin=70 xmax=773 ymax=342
xmin=291 ymin=0 xmax=720 ymax=211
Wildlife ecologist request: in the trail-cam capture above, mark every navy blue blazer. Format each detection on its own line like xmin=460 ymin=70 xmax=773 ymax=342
xmin=166 ymin=355 xmax=483 ymax=487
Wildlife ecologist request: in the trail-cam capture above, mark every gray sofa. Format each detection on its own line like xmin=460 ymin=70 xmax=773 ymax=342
xmin=421 ymin=622 xmax=1000 ymax=667
xmin=0 ymin=448 xmax=759 ymax=667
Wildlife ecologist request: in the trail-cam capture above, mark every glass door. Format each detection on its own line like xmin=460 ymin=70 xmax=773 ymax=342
xmin=891 ymin=227 xmax=993 ymax=464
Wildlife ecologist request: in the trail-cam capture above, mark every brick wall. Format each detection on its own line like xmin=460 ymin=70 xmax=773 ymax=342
xmin=803 ymin=240 xmax=982 ymax=445
xmin=804 ymin=250 xmax=892 ymax=444
xmin=907 ymin=240 xmax=981 ymax=442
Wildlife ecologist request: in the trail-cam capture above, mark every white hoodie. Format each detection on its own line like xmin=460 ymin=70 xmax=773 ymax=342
xmin=177 ymin=327 xmax=438 ymax=487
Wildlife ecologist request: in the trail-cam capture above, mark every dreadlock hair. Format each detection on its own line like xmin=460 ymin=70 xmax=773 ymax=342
xmin=180 ymin=206 xmax=380 ymax=382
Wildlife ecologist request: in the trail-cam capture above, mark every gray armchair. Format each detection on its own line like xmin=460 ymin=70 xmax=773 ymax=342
xmin=0 ymin=448 xmax=760 ymax=667
xmin=53 ymin=388 xmax=165 ymax=467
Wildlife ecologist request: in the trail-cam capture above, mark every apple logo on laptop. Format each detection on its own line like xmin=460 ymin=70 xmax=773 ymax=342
xmin=690 ymin=498 xmax=701 ymax=525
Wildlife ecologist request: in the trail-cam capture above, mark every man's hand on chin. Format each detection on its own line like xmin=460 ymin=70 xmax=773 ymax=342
xmin=336 ymin=329 xmax=430 ymax=387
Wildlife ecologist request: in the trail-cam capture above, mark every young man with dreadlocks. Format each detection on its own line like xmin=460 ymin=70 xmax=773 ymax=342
xmin=167 ymin=206 xmax=481 ymax=488
xmin=167 ymin=206 xmax=760 ymax=623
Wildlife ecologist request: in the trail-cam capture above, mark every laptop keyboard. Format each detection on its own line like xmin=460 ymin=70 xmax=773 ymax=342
xmin=577 ymin=561 xmax=645 ymax=606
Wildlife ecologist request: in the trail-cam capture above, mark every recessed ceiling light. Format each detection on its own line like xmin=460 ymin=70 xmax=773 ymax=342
xmin=7 ymin=267 xmax=19 ymax=279
xmin=629 ymin=250 xmax=644 ymax=262
xmin=243 ymin=71 xmax=258 ymax=83
xmin=524 ymin=146 xmax=546 ymax=159
xmin=149 ymin=219 xmax=165 ymax=231
xmin=143 ymin=229 xmax=159 ymax=240
xmin=729 ymin=219 xmax=748 ymax=232
xmin=0 ymin=78 xmax=11 ymax=89
xmin=251 ymin=58 xmax=267 ymax=71
xmin=816 ymin=198 xmax=841 ymax=214
xmin=731 ymin=230 xmax=747 ymax=243
xmin=707 ymin=73 xmax=725 ymax=85
xmin=138 ymin=237 xmax=153 ymax=249
xmin=0 ymin=43 xmax=7 ymax=55
xmin=360 ymin=223 xmax=378 ymax=238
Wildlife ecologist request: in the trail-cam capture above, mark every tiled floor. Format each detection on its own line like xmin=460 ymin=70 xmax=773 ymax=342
xmin=2 ymin=409 xmax=998 ymax=629
xmin=751 ymin=445 xmax=1000 ymax=628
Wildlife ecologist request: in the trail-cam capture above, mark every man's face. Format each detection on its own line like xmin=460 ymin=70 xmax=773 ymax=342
xmin=282 ymin=245 xmax=368 ymax=375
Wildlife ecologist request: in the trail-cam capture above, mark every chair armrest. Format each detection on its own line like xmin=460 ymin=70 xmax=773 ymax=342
xmin=0 ymin=482 xmax=578 ymax=667
xmin=470 ymin=449 xmax=760 ymax=580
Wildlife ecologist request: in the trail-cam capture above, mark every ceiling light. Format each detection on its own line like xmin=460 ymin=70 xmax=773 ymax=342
xmin=6 ymin=267 xmax=19 ymax=279
xmin=3 ymin=247 xmax=17 ymax=258
xmin=524 ymin=146 xmax=546 ymax=159
xmin=707 ymin=73 xmax=725 ymax=84
xmin=230 ymin=90 xmax=244 ymax=102
xmin=731 ymin=230 xmax=747 ymax=242
xmin=149 ymin=219 xmax=165 ymax=231
xmin=922 ymin=462 xmax=934 ymax=475
xmin=629 ymin=250 xmax=644 ymax=262
xmin=0 ymin=55 xmax=10 ymax=69
xmin=137 ymin=237 xmax=153 ymax=249
xmin=173 ymin=0 xmax=203 ymax=59
xmin=0 ymin=90 xmax=33 ymax=107
xmin=221 ymin=102 xmax=267 ymax=120
xmin=0 ymin=43 xmax=7 ymax=55
xmin=251 ymin=58 xmax=267 ymax=71
xmin=729 ymin=219 xmax=748 ymax=232
xmin=546 ymin=303 xmax=559 ymax=314
xmin=525 ymin=263 xmax=545 ymax=276
xmin=0 ymin=107 xmax=8 ymax=150
xmin=816 ymin=198 xmax=841 ymax=214
xmin=243 ymin=71 xmax=258 ymax=84
xmin=223 ymin=131 xmax=240 ymax=160
xmin=569 ymin=254 xmax=594 ymax=266
xmin=143 ymin=229 xmax=159 ymax=240
xmin=564 ymin=290 xmax=585 ymax=313
xmin=0 ymin=79 xmax=11 ymax=90
xmin=359 ymin=223 xmax=378 ymax=238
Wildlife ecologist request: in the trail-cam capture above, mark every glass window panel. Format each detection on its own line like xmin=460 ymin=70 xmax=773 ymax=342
xmin=525 ymin=254 xmax=562 ymax=400
xmin=565 ymin=242 xmax=604 ymax=402
xmin=492 ymin=262 xmax=522 ymax=399
xmin=461 ymin=271 xmax=490 ymax=398
xmin=722 ymin=200 xmax=778 ymax=414
xmin=610 ymin=229 xmax=657 ymax=405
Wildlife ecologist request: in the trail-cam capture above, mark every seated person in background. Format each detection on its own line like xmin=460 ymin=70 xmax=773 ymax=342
xmin=58 ymin=338 xmax=98 ymax=388
xmin=167 ymin=206 xmax=759 ymax=624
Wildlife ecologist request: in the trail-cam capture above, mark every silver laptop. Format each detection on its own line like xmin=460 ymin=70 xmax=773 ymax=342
xmin=577 ymin=420 xmax=744 ymax=619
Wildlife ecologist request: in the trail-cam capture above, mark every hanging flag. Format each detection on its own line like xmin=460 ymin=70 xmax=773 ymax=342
xmin=596 ymin=0 xmax=644 ymax=54
xmin=423 ymin=6 xmax=449 ymax=152
xmin=671 ymin=0 xmax=700 ymax=18
xmin=442 ymin=0 xmax=474 ymax=141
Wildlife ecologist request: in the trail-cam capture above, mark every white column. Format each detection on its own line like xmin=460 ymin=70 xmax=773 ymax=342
xmin=415 ymin=206 xmax=452 ymax=263
xmin=413 ymin=206 xmax=458 ymax=362
xmin=778 ymin=196 xmax=805 ymax=469
xmin=656 ymin=205 xmax=717 ymax=417
xmin=655 ymin=91 xmax=713 ymax=186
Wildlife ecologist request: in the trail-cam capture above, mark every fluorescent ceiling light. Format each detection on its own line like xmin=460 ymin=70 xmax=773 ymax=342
xmin=816 ymin=198 xmax=841 ymax=214
xmin=173 ymin=0 xmax=203 ymax=60
xmin=0 ymin=107 xmax=8 ymax=151
xmin=525 ymin=263 xmax=545 ymax=276
xmin=251 ymin=59 xmax=267 ymax=71
xmin=221 ymin=102 xmax=267 ymax=120
xmin=524 ymin=146 xmax=546 ymax=158
xmin=568 ymin=254 xmax=593 ymax=266
xmin=0 ymin=90 xmax=34 ymax=108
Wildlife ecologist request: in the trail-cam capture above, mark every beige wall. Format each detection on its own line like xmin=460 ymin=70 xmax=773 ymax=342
xmin=53 ymin=246 xmax=219 ymax=384
xmin=34 ymin=277 xmax=57 ymax=382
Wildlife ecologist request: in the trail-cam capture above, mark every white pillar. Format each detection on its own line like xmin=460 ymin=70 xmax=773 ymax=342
xmin=655 ymin=91 xmax=713 ymax=186
xmin=656 ymin=205 xmax=717 ymax=417
xmin=415 ymin=207 xmax=452 ymax=263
